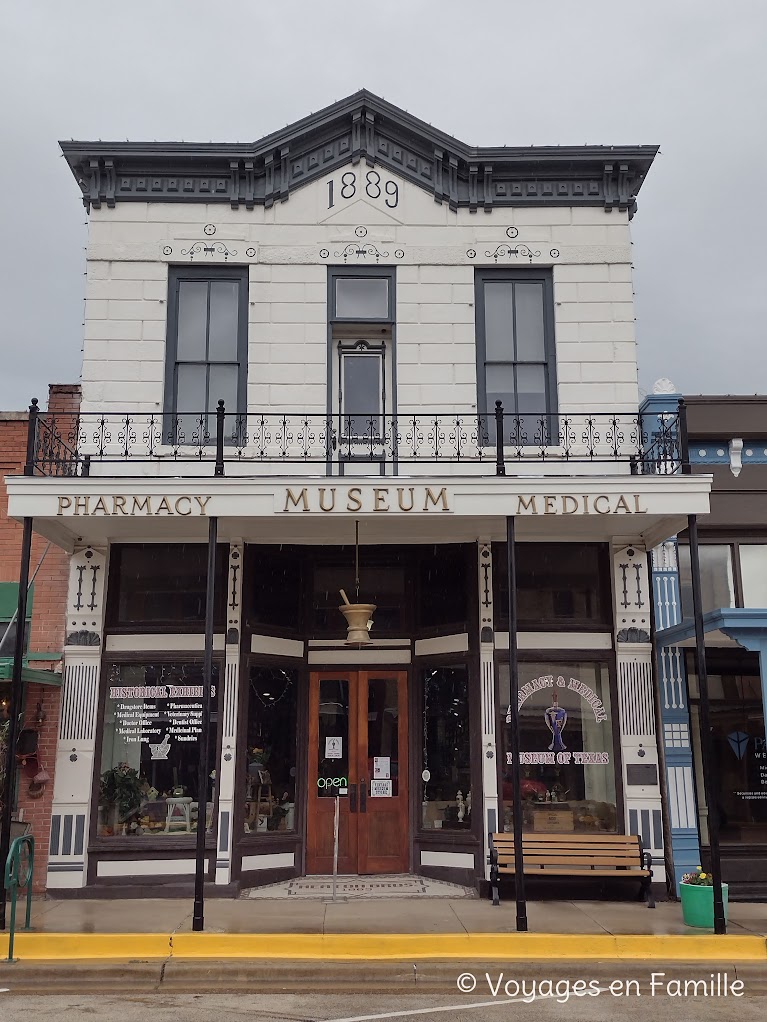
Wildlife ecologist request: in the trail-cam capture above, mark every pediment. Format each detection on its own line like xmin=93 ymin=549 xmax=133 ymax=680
xmin=62 ymin=90 xmax=658 ymax=218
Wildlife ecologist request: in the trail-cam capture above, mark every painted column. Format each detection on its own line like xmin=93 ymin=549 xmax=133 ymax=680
xmin=215 ymin=541 xmax=243 ymax=886
xmin=613 ymin=542 xmax=665 ymax=881
xmin=47 ymin=545 xmax=108 ymax=889
xmin=477 ymin=541 xmax=498 ymax=877
xmin=652 ymin=540 xmax=701 ymax=891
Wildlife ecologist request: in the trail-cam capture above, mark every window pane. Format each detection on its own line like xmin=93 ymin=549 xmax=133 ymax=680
xmin=208 ymin=281 xmax=239 ymax=362
xmin=175 ymin=364 xmax=207 ymax=442
xmin=176 ymin=281 xmax=208 ymax=360
xmin=687 ymin=650 xmax=766 ymax=843
xmin=483 ymin=282 xmax=513 ymax=361
xmin=367 ymin=677 xmax=400 ymax=797
xmin=176 ymin=364 xmax=206 ymax=412
xmin=417 ymin=545 xmax=468 ymax=629
xmin=343 ymin=354 xmax=381 ymax=434
xmin=318 ymin=678 xmax=350 ymax=798
xmin=111 ymin=543 xmax=227 ymax=627
xmin=499 ymin=661 xmax=617 ymax=834
xmin=515 ymin=364 xmax=546 ymax=413
xmin=98 ymin=661 xmax=219 ymax=838
xmin=208 ymin=363 xmax=238 ymax=415
xmin=245 ymin=667 xmax=298 ymax=833
xmin=740 ymin=546 xmax=767 ymax=607
xmin=514 ymin=282 xmax=545 ymax=362
xmin=0 ymin=620 xmax=29 ymax=657
xmin=311 ymin=560 xmax=405 ymax=634
xmin=335 ymin=277 xmax=388 ymax=319
xmin=485 ymin=363 xmax=515 ymax=415
xmin=678 ymin=545 xmax=735 ymax=617
xmin=421 ymin=666 xmax=471 ymax=830
xmin=494 ymin=543 xmax=610 ymax=629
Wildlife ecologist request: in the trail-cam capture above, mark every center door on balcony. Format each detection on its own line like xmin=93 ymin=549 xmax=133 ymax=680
xmin=306 ymin=671 xmax=408 ymax=875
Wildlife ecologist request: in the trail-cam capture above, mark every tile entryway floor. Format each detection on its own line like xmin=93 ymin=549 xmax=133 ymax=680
xmin=244 ymin=874 xmax=477 ymax=900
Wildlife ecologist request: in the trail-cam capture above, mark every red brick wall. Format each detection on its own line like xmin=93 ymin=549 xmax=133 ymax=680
xmin=1 ymin=384 xmax=80 ymax=890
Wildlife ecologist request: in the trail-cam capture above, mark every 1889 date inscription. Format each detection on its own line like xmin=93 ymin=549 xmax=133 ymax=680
xmin=327 ymin=171 xmax=399 ymax=208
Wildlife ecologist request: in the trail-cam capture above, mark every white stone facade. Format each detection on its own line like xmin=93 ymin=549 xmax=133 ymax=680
xmin=80 ymin=170 xmax=637 ymax=425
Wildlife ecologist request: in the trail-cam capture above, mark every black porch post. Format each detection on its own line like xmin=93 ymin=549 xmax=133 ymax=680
xmin=192 ymin=515 xmax=218 ymax=932
xmin=506 ymin=514 xmax=528 ymax=931
xmin=678 ymin=398 xmax=725 ymax=933
xmin=0 ymin=517 xmax=33 ymax=931
xmin=687 ymin=512 xmax=726 ymax=933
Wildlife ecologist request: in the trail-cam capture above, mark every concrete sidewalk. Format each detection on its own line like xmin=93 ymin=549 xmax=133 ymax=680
xmin=12 ymin=894 xmax=767 ymax=937
xmin=1 ymin=896 xmax=766 ymax=994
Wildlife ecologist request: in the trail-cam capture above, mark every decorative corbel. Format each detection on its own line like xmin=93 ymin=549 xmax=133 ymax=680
xmin=729 ymin=437 xmax=743 ymax=478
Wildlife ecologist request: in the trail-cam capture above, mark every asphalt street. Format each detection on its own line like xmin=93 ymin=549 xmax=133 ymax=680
xmin=1 ymin=990 xmax=767 ymax=1022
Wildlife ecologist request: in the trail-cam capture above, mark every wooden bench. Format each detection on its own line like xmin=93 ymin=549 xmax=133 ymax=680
xmin=488 ymin=832 xmax=655 ymax=908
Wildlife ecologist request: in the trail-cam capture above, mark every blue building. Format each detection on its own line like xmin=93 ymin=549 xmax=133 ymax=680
xmin=648 ymin=386 xmax=767 ymax=898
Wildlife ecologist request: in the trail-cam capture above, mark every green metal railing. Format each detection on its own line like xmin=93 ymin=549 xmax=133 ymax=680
xmin=4 ymin=834 xmax=34 ymax=960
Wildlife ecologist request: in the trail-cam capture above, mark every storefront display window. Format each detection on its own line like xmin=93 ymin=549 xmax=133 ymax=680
xmin=688 ymin=654 xmax=767 ymax=845
xmin=420 ymin=666 xmax=471 ymax=830
xmin=499 ymin=660 xmax=617 ymax=834
xmin=244 ymin=666 xmax=298 ymax=832
xmin=97 ymin=661 xmax=219 ymax=838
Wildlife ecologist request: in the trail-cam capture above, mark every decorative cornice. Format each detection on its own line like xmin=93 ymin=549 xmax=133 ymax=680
xmin=60 ymin=90 xmax=658 ymax=217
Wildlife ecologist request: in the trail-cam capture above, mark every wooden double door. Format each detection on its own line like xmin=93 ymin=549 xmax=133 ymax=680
xmin=306 ymin=670 xmax=409 ymax=875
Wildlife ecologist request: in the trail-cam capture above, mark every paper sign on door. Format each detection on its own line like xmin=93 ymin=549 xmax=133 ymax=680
xmin=370 ymin=779 xmax=393 ymax=797
xmin=373 ymin=756 xmax=390 ymax=779
xmin=325 ymin=736 xmax=342 ymax=759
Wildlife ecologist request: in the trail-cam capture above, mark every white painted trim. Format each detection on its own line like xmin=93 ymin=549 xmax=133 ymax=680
xmin=241 ymin=852 xmax=295 ymax=871
xmin=414 ymin=633 xmax=469 ymax=656
xmin=96 ymin=857 xmax=208 ymax=877
xmin=46 ymin=867 xmax=86 ymax=889
xmin=105 ymin=634 xmax=225 ymax=652
xmin=308 ymin=638 xmax=411 ymax=648
xmin=308 ymin=649 xmax=411 ymax=665
xmin=250 ymin=634 xmax=305 ymax=657
xmin=496 ymin=632 xmax=613 ymax=651
xmin=420 ymin=850 xmax=475 ymax=869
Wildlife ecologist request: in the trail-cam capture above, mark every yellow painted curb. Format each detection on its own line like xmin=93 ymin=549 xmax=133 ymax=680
xmin=0 ymin=933 xmax=170 ymax=960
xmin=1 ymin=932 xmax=765 ymax=962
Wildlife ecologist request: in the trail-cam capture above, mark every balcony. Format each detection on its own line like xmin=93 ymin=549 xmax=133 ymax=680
xmin=26 ymin=400 xmax=684 ymax=479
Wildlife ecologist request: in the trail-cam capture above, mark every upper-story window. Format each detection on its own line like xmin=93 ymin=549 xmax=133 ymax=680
xmin=329 ymin=268 xmax=395 ymax=453
xmin=164 ymin=266 xmax=248 ymax=441
xmin=475 ymin=270 xmax=556 ymax=443
xmin=678 ymin=541 xmax=767 ymax=616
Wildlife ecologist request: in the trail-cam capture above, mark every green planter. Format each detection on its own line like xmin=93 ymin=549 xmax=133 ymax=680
xmin=680 ymin=881 xmax=729 ymax=928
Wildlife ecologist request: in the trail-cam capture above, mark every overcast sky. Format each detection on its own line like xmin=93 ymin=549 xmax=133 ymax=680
xmin=1 ymin=0 xmax=765 ymax=409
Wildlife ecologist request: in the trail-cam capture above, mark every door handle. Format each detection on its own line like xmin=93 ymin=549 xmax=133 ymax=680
xmin=359 ymin=779 xmax=367 ymax=814
xmin=349 ymin=780 xmax=357 ymax=813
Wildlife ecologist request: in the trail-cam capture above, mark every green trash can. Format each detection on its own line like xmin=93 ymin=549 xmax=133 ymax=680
xmin=680 ymin=881 xmax=729 ymax=928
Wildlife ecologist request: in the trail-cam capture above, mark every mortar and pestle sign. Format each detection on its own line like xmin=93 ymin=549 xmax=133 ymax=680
xmin=338 ymin=589 xmax=376 ymax=646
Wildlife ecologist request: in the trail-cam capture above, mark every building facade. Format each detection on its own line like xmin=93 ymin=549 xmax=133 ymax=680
xmin=1 ymin=384 xmax=79 ymax=889
xmin=651 ymin=392 xmax=767 ymax=898
xmin=5 ymin=93 xmax=710 ymax=895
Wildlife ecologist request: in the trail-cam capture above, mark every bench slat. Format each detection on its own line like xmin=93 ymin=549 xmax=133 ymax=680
xmin=498 ymin=866 xmax=650 ymax=878
xmin=498 ymin=855 xmax=644 ymax=867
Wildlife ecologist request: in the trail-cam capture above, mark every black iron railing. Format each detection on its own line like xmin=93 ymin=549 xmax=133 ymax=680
xmin=24 ymin=399 xmax=686 ymax=477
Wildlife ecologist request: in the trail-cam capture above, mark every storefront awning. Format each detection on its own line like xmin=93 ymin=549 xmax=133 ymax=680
xmin=0 ymin=659 xmax=62 ymax=687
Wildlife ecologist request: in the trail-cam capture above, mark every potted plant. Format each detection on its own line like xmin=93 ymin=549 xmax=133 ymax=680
xmin=679 ymin=868 xmax=729 ymax=928
xmin=99 ymin=764 xmax=144 ymax=833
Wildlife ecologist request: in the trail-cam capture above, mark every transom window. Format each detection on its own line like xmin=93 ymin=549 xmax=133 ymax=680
xmin=164 ymin=266 xmax=248 ymax=442
xmin=475 ymin=270 xmax=556 ymax=443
